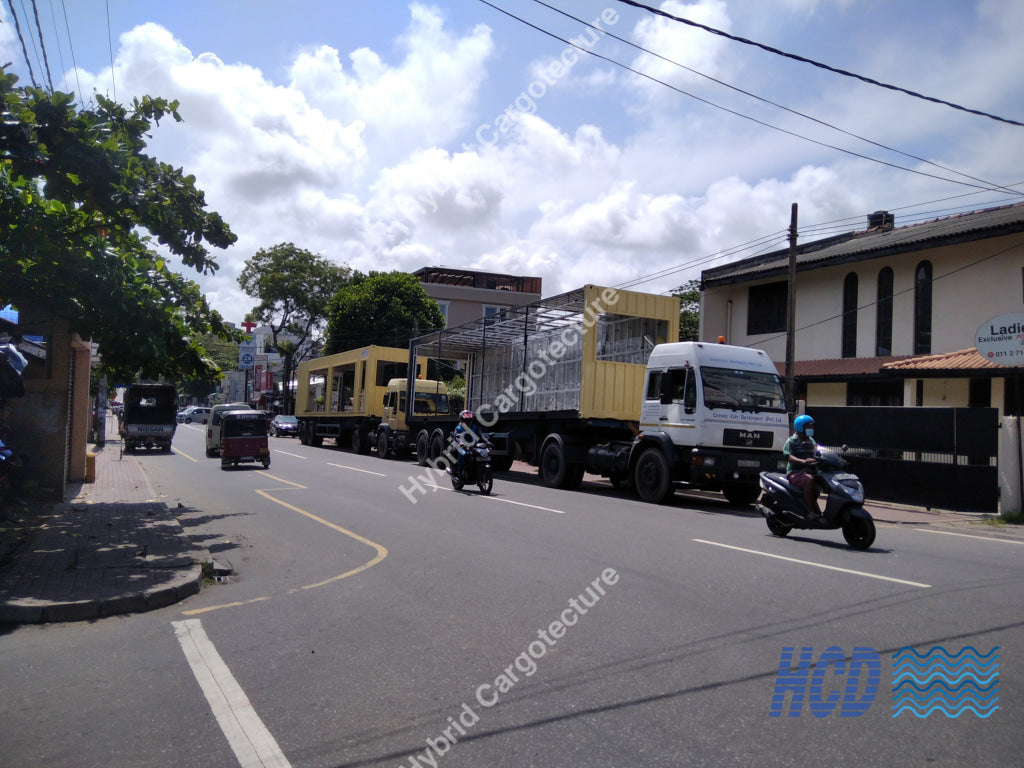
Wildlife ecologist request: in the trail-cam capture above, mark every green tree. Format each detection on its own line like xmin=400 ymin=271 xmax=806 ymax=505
xmin=672 ymin=279 xmax=701 ymax=341
xmin=0 ymin=70 xmax=240 ymax=382
xmin=324 ymin=271 xmax=445 ymax=354
xmin=238 ymin=242 xmax=354 ymax=411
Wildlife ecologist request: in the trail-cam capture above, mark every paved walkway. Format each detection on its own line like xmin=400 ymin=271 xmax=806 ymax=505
xmin=0 ymin=416 xmax=205 ymax=624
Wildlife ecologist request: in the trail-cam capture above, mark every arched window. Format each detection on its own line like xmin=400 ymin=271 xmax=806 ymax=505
xmin=914 ymin=261 xmax=932 ymax=355
xmin=842 ymin=272 xmax=858 ymax=358
xmin=876 ymin=267 xmax=893 ymax=356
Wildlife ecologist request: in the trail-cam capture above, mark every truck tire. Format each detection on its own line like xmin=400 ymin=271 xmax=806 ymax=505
xmin=430 ymin=430 xmax=446 ymax=464
xmin=491 ymin=455 xmax=514 ymax=472
xmin=352 ymin=427 xmax=371 ymax=454
xmin=540 ymin=441 xmax=574 ymax=488
xmin=416 ymin=430 xmax=430 ymax=466
xmin=723 ymin=483 xmax=759 ymax=506
xmin=377 ymin=431 xmax=391 ymax=460
xmin=635 ymin=447 xmax=673 ymax=504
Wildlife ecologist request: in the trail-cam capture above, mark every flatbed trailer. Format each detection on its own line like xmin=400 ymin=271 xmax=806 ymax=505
xmin=404 ymin=284 xmax=788 ymax=504
xmin=404 ymin=284 xmax=678 ymax=479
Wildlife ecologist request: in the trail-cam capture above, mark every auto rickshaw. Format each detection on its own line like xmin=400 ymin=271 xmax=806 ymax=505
xmin=219 ymin=410 xmax=272 ymax=470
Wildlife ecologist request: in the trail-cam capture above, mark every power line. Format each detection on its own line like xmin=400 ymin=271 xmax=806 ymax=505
xmin=474 ymin=0 xmax=1017 ymax=197
xmin=29 ymin=0 xmax=52 ymax=90
xmin=6 ymin=0 xmax=38 ymax=87
xmin=58 ymin=0 xmax=83 ymax=103
xmin=528 ymin=0 xmax=1022 ymax=200
xmin=611 ymin=0 xmax=1024 ymax=128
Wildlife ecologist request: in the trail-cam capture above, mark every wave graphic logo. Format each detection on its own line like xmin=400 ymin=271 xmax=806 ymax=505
xmin=892 ymin=646 xmax=999 ymax=718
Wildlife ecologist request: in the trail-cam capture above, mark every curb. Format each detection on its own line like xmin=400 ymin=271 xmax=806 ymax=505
xmin=0 ymin=563 xmax=203 ymax=624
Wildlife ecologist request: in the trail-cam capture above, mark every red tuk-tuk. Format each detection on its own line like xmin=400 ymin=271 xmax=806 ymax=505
xmin=220 ymin=410 xmax=271 ymax=470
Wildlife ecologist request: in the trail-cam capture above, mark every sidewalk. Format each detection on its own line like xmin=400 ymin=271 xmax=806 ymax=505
xmin=0 ymin=416 xmax=206 ymax=624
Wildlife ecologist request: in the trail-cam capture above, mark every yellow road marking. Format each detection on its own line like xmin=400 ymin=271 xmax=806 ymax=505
xmin=182 ymin=474 xmax=388 ymax=615
xmin=173 ymin=447 xmax=199 ymax=463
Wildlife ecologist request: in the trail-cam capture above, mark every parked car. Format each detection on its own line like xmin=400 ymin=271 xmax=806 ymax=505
xmin=270 ymin=414 xmax=299 ymax=437
xmin=176 ymin=407 xmax=194 ymax=423
xmin=182 ymin=406 xmax=210 ymax=424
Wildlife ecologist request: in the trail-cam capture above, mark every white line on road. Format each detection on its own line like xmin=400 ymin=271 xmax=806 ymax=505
xmin=172 ymin=619 xmax=292 ymax=768
xmin=692 ymin=539 xmax=932 ymax=588
xmin=326 ymin=462 xmax=387 ymax=476
xmin=916 ymin=528 xmax=1024 ymax=544
xmin=272 ymin=450 xmax=306 ymax=459
xmin=423 ymin=483 xmax=566 ymax=513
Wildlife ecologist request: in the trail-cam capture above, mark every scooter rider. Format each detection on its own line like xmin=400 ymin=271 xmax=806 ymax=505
xmin=783 ymin=414 xmax=821 ymax=518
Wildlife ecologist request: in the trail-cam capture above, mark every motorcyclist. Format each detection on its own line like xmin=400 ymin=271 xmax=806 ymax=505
xmin=783 ymin=414 xmax=821 ymax=518
xmin=451 ymin=410 xmax=478 ymax=478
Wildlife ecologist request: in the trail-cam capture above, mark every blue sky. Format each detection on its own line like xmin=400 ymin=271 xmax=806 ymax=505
xmin=3 ymin=1 xmax=1022 ymax=325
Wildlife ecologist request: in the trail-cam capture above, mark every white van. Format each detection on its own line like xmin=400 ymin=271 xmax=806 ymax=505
xmin=206 ymin=403 xmax=253 ymax=457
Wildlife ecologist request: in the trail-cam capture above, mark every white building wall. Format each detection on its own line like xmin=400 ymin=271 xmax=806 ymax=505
xmin=702 ymin=233 xmax=1024 ymax=363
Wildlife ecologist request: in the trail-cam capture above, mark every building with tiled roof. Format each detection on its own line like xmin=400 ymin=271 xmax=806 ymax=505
xmin=701 ymin=203 xmax=1024 ymax=411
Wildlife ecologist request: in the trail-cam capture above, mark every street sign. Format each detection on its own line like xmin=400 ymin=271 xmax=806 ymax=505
xmin=975 ymin=313 xmax=1024 ymax=366
xmin=239 ymin=341 xmax=257 ymax=370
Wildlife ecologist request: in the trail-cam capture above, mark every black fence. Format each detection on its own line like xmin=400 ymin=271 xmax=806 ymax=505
xmin=806 ymin=406 xmax=999 ymax=512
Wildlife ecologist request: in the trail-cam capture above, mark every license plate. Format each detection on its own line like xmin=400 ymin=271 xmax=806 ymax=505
xmin=833 ymin=473 xmax=858 ymax=481
xmin=737 ymin=459 xmax=761 ymax=468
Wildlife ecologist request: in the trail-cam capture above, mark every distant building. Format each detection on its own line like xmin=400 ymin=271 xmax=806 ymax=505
xmin=415 ymin=267 xmax=542 ymax=328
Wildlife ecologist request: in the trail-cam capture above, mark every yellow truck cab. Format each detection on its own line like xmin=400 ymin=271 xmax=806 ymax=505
xmin=377 ymin=378 xmax=450 ymax=458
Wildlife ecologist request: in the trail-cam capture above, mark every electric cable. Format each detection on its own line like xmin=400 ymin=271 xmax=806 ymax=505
xmin=6 ymin=0 xmax=38 ymax=87
xmin=610 ymin=0 xmax=1024 ymax=128
xmin=29 ymin=0 xmax=53 ymax=91
xmin=528 ymin=0 xmax=1022 ymax=200
xmin=475 ymin=0 xmax=1016 ymax=197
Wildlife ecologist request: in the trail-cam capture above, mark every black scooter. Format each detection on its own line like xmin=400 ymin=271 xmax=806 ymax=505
xmin=756 ymin=447 xmax=876 ymax=550
xmin=450 ymin=438 xmax=494 ymax=495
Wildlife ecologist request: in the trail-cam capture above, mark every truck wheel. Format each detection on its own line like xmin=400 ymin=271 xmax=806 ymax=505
xmin=723 ymin=483 xmax=759 ymax=506
xmin=635 ymin=448 xmax=673 ymax=504
xmin=430 ymin=431 xmax=446 ymax=463
xmin=564 ymin=463 xmax=585 ymax=490
xmin=540 ymin=441 xmax=569 ymax=488
xmin=416 ymin=431 xmax=430 ymax=466
xmin=352 ymin=427 xmax=371 ymax=454
xmin=377 ymin=432 xmax=391 ymax=460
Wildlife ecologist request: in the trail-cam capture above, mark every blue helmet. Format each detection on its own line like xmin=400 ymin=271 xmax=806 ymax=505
xmin=794 ymin=414 xmax=814 ymax=433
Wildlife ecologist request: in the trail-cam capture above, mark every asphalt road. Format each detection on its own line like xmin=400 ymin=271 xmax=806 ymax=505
xmin=1 ymin=423 xmax=1021 ymax=768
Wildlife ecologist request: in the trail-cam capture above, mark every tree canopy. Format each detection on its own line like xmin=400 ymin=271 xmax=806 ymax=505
xmin=672 ymin=279 xmax=701 ymax=341
xmin=324 ymin=271 xmax=446 ymax=354
xmin=0 ymin=70 xmax=239 ymax=382
xmin=239 ymin=242 xmax=355 ymax=410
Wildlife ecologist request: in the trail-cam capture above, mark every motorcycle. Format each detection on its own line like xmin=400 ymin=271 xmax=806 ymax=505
xmin=756 ymin=447 xmax=876 ymax=550
xmin=450 ymin=437 xmax=494 ymax=495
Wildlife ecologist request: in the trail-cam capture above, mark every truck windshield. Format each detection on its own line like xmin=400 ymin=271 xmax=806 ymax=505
xmin=700 ymin=366 xmax=786 ymax=413
xmin=414 ymin=392 xmax=450 ymax=415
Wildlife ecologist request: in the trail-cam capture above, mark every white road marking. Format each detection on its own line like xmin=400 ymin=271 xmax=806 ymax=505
xmin=272 ymin=450 xmax=306 ymax=459
xmin=172 ymin=619 xmax=292 ymax=768
xmin=692 ymin=539 xmax=932 ymax=588
xmin=917 ymin=528 xmax=1024 ymax=544
xmin=326 ymin=462 xmax=387 ymax=476
xmin=424 ymin=483 xmax=566 ymax=513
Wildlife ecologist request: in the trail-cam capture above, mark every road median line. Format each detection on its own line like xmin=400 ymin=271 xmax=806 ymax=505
xmin=693 ymin=539 xmax=931 ymax=588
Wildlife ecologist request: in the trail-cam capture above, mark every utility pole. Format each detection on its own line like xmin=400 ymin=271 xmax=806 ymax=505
xmin=786 ymin=203 xmax=798 ymax=422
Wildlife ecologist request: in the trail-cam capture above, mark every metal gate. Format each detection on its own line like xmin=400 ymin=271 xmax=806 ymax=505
xmin=806 ymin=406 xmax=999 ymax=512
